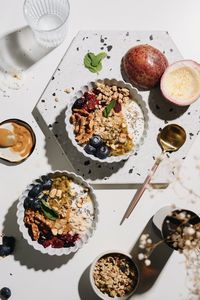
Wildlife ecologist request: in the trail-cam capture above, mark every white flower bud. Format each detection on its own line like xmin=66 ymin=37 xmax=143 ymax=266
xmin=185 ymin=240 xmax=191 ymax=247
xmin=138 ymin=253 xmax=145 ymax=260
xmin=183 ymin=227 xmax=195 ymax=236
xmin=144 ymin=259 xmax=151 ymax=266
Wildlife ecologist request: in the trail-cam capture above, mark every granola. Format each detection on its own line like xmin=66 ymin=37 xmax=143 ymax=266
xmin=93 ymin=253 xmax=138 ymax=298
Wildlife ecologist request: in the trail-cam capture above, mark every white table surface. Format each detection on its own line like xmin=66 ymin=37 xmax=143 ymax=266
xmin=0 ymin=1 xmax=200 ymax=299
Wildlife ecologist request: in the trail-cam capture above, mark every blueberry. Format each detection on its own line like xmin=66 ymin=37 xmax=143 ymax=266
xmin=0 ymin=287 xmax=11 ymax=299
xmin=32 ymin=199 xmax=41 ymax=211
xmin=90 ymin=135 xmax=102 ymax=148
xmin=23 ymin=197 xmax=34 ymax=209
xmin=28 ymin=184 xmax=43 ymax=197
xmin=72 ymin=97 xmax=85 ymax=110
xmin=3 ymin=236 xmax=15 ymax=253
xmin=0 ymin=245 xmax=12 ymax=257
xmin=84 ymin=144 xmax=96 ymax=155
xmin=96 ymin=144 xmax=110 ymax=159
xmin=42 ymin=179 xmax=52 ymax=190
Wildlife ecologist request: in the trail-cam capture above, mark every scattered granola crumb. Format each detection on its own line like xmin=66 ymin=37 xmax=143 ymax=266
xmin=64 ymin=88 xmax=71 ymax=94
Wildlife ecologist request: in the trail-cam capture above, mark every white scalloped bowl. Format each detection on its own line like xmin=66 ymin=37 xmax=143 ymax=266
xmin=17 ymin=170 xmax=98 ymax=256
xmin=65 ymin=78 xmax=149 ymax=163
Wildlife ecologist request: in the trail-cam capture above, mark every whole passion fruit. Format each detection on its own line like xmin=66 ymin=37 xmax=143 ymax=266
xmin=123 ymin=44 xmax=168 ymax=89
xmin=160 ymin=60 xmax=200 ymax=106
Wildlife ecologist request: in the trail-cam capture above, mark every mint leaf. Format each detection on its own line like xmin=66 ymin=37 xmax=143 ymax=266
xmin=41 ymin=199 xmax=58 ymax=221
xmin=95 ymin=52 xmax=107 ymax=61
xmin=90 ymin=52 xmax=107 ymax=67
xmin=88 ymin=53 xmax=98 ymax=67
xmin=103 ymin=100 xmax=116 ymax=118
xmin=83 ymin=51 xmax=107 ymax=73
xmin=84 ymin=54 xmax=92 ymax=69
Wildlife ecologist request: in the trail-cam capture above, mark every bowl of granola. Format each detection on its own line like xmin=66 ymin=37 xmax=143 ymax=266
xmin=90 ymin=251 xmax=139 ymax=299
xmin=65 ymin=79 xmax=148 ymax=163
xmin=17 ymin=171 xmax=98 ymax=255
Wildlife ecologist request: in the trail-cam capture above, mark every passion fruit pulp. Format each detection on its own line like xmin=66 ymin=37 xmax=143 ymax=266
xmin=160 ymin=60 xmax=200 ymax=106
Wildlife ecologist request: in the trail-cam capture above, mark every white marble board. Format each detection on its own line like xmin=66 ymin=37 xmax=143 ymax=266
xmin=33 ymin=31 xmax=200 ymax=185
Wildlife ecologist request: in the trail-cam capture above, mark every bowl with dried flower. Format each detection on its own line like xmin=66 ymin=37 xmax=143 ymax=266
xmin=161 ymin=209 xmax=200 ymax=251
xmin=65 ymin=78 xmax=148 ymax=163
xmin=90 ymin=250 xmax=139 ymax=299
xmin=17 ymin=170 xmax=98 ymax=255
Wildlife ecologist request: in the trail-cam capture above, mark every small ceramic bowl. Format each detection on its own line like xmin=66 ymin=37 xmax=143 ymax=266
xmin=153 ymin=206 xmax=200 ymax=251
xmin=0 ymin=118 xmax=36 ymax=163
xmin=17 ymin=170 xmax=98 ymax=256
xmin=65 ymin=78 xmax=148 ymax=163
xmin=90 ymin=250 xmax=139 ymax=300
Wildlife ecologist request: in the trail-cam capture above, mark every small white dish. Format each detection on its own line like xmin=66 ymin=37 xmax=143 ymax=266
xmin=90 ymin=250 xmax=139 ymax=300
xmin=17 ymin=170 xmax=98 ymax=256
xmin=65 ymin=78 xmax=149 ymax=163
xmin=0 ymin=118 xmax=36 ymax=163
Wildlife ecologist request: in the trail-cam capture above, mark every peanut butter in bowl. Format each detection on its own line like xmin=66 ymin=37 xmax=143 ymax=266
xmin=0 ymin=119 xmax=36 ymax=163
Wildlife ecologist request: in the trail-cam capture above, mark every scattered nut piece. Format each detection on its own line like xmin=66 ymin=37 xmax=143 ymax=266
xmin=64 ymin=88 xmax=71 ymax=93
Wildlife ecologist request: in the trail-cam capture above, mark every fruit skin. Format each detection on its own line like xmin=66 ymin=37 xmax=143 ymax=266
xmin=23 ymin=197 xmax=34 ymax=209
xmin=0 ymin=245 xmax=12 ymax=257
xmin=41 ymin=176 xmax=52 ymax=190
xmin=0 ymin=236 xmax=15 ymax=257
xmin=123 ymin=44 xmax=168 ymax=89
xmin=28 ymin=184 xmax=43 ymax=197
xmin=72 ymin=97 xmax=85 ymax=110
xmin=90 ymin=135 xmax=102 ymax=148
xmin=84 ymin=144 xmax=96 ymax=155
xmin=96 ymin=144 xmax=110 ymax=159
xmin=160 ymin=60 xmax=200 ymax=106
xmin=0 ymin=287 xmax=11 ymax=299
xmin=32 ymin=199 xmax=41 ymax=211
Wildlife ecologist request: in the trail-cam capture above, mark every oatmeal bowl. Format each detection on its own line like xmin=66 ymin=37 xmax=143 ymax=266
xmin=90 ymin=251 xmax=139 ymax=299
xmin=65 ymin=78 xmax=149 ymax=163
xmin=17 ymin=171 xmax=98 ymax=255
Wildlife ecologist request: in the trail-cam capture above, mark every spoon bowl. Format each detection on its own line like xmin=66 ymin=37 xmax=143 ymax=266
xmin=158 ymin=124 xmax=186 ymax=153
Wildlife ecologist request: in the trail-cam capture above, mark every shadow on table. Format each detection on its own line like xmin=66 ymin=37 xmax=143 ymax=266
xmin=78 ymin=265 xmax=101 ymax=300
xmin=3 ymin=200 xmax=75 ymax=271
xmin=130 ymin=217 xmax=173 ymax=294
xmin=32 ymin=106 xmax=127 ymax=181
xmin=0 ymin=26 xmax=52 ymax=89
xmin=148 ymin=87 xmax=189 ymax=121
xmin=78 ymin=217 xmax=173 ymax=298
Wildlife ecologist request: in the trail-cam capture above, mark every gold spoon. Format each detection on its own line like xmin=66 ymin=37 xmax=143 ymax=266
xmin=120 ymin=124 xmax=186 ymax=225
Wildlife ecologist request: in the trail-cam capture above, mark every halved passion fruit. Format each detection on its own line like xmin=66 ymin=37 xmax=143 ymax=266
xmin=160 ymin=60 xmax=200 ymax=106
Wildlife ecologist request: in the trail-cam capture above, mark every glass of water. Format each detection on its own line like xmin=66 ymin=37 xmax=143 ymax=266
xmin=24 ymin=0 xmax=70 ymax=48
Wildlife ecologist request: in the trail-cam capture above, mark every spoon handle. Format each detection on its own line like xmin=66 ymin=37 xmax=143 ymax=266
xmin=120 ymin=152 xmax=165 ymax=224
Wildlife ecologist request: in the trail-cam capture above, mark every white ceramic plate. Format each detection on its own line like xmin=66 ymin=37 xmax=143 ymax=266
xmin=17 ymin=170 xmax=98 ymax=256
xmin=65 ymin=78 xmax=149 ymax=163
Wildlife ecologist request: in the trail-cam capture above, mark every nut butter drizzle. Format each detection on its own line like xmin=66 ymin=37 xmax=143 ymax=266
xmin=0 ymin=128 xmax=16 ymax=147
xmin=11 ymin=122 xmax=33 ymax=157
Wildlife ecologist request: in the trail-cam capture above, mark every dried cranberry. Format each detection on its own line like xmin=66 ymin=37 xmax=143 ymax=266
xmin=83 ymin=91 xmax=99 ymax=111
xmin=60 ymin=233 xmax=73 ymax=242
xmin=51 ymin=237 xmax=64 ymax=248
xmin=60 ymin=233 xmax=80 ymax=246
xmin=84 ymin=92 xmax=96 ymax=101
xmin=42 ymin=240 xmax=52 ymax=248
xmin=114 ymin=101 xmax=122 ymax=113
xmin=72 ymin=234 xmax=80 ymax=243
